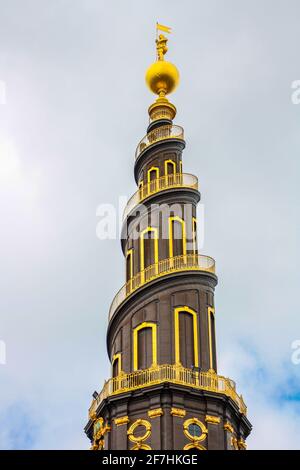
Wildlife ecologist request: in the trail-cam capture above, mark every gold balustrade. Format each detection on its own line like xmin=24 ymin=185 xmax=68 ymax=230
xmin=109 ymin=254 xmax=215 ymax=321
xmin=89 ymin=364 xmax=247 ymax=417
xmin=149 ymin=108 xmax=174 ymax=122
xmin=123 ymin=173 xmax=198 ymax=221
xmin=135 ymin=124 xmax=184 ymax=160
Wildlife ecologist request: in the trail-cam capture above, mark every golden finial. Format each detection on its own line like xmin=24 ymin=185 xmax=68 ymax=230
xmin=145 ymin=24 xmax=180 ymax=122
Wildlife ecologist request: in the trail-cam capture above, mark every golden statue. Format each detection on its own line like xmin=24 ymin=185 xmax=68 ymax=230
xmin=156 ymin=34 xmax=168 ymax=60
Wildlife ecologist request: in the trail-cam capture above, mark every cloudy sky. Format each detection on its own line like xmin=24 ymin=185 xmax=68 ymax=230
xmin=0 ymin=0 xmax=299 ymax=449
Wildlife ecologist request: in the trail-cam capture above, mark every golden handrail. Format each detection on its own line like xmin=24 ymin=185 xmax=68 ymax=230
xmin=135 ymin=125 xmax=184 ymax=160
xmin=89 ymin=364 xmax=247 ymax=417
xmin=109 ymin=254 xmax=215 ymax=321
xmin=123 ymin=173 xmax=198 ymax=221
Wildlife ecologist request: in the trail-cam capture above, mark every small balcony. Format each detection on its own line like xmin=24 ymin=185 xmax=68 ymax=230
xmin=135 ymin=124 xmax=184 ymax=160
xmin=123 ymin=173 xmax=198 ymax=221
xmin=88 ymin=364 xmax=247 ymax=418
xmin=109 ymin=254 xmax=215 ymax=322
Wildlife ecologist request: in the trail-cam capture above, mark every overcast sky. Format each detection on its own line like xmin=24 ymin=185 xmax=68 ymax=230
xmin=0 ymin=0 xmax=299 ymax=449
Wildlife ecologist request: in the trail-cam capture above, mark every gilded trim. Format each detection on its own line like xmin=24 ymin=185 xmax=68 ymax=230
xmin=183 ymin=418 xmax=208 ymax=442
xmin=89 ymin=411 xmax=97 ymax=421
xmin=109 ymin=254 xmax=215 ymax=322
xmin=133 ymin=322 xmax=157 ymax=371
xmin=114 ymin=416 xmax=129 ymax=426
xmin=205 ymin=415 xmax=220 ymax=425
xmin=207 ymin=307 xmax=215 ymax=372
xmin=174 ymin=306 xmax=199 ymax=367
xmin=131 ymin=443 xmax=152 ymax=450
xmin=183 ymin=442 xmax=206 ymax=450
xmin=170 ymin=407 xmax=186 ymax=418
xmin=90 ymin=364 xmax=247 ymax=416
xmin=148 ymin=408 xmax=163 ymax=418
xmin=238 ymin=438 xmax=247 ymax=450
xmin=231 ymin=436 xmax=239 ymax=450
xmin=224 ymin=422 xmax=234 ymax=434
xmin=127 ymin=419 xmax=151 ymax=443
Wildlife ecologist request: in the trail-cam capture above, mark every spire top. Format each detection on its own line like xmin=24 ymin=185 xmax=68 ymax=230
xmin=145 ymin=24 xmax=180 ymax=123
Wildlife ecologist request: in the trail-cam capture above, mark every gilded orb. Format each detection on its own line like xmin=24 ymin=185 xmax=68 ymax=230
xmin=145 ymin=60 xmax=180 ymax=96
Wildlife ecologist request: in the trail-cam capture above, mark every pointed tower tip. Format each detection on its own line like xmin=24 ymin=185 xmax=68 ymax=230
xmin=145 ymin=24 xmax=179 ymax=123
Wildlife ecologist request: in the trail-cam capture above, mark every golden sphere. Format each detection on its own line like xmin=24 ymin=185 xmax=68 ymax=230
xmin=145 ymin=60 xmax=180 ymax=96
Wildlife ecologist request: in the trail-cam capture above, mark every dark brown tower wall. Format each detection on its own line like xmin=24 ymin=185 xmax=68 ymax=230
xmin=107 ymin=274 xmax=217 ymax=375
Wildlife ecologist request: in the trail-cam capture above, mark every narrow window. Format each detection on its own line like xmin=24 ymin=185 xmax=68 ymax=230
xmin=112 ymin=353 xmax=121 ymax=377
xmin=147 ymin=166 xmax=159 ymax=194
xmin=133 ymin=322 xmax=157 ymax=371
xmin=208 ymin=307 xmax=217 ymax=371
xmin=169 ymin=216 xmax=186 ymax=259
xmin=140 ymin=227 xmax=159 ymax=282
xmin=174 ymin=307 xmax=199 ymax=368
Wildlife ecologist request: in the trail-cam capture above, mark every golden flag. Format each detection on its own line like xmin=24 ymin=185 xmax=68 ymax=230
xmin=156 ymin=23 xmax=172 ymax=34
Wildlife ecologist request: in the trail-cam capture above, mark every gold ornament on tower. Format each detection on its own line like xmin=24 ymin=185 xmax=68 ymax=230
xmin=145 ymin=24 xmax=179 ymax=122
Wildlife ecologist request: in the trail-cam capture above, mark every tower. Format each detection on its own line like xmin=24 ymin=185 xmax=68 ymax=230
xmin=85 ymin=30 xmax=252 ymax=451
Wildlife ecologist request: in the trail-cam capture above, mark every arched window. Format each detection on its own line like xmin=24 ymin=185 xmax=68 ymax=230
xmin=174 ymin=307 xmax=199 ymax=368
xmin=164 ymin=158 xmax=176 ymax=176
xmin=140 ymin=227 xmax=159 ymax=282
xmin=192 ymin=217 xmax=197 ymax=255
xmin=133 ymin=322 xmax=157 ymax=371
xmin=112 ymin=353 xmax=122 ymax=377
xmin=169 ymin=216 xmax=186 ymax=259
xmin=126 ymin=249 xmax=133 ymax=281
xmin=207 ymin=307 xmax=216 ymax=371
xmin=126 ymin=248 xmax=134 ymax=293
xmin=147 ymin=166 xmax=159 ymax=193
xmin=138 ymin=180 xmax=144 ymax=199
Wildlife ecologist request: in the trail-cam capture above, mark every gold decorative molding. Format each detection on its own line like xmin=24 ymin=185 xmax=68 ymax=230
xmin=131 ymin=443 xmax=152 ymax=450
xmin=183 ymin=418 xmax=208 ymax=442
xmin=89 ymin=411 xmax=97 ymax=421
xmin=171 ymin=407 xmax=186 ymax=418
xmin=114 ymin=416 xmax=130 ymax=426
xmin=148 ymin=408 xmax=163 ymax=418
xmin=231 ymin=436 xmax=239 ymax=450
xmin=224 ymin=422 xmax=234 ymax=434
xmin=205 ymin=415 xmax=220 ymax=425
xmin=127 ymin=419 xmax=151 ymax=443
xmin=183 ymin=442 xmax=206 ymax=450
xmin=238 ymin=438 xmax=247 ymax=450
